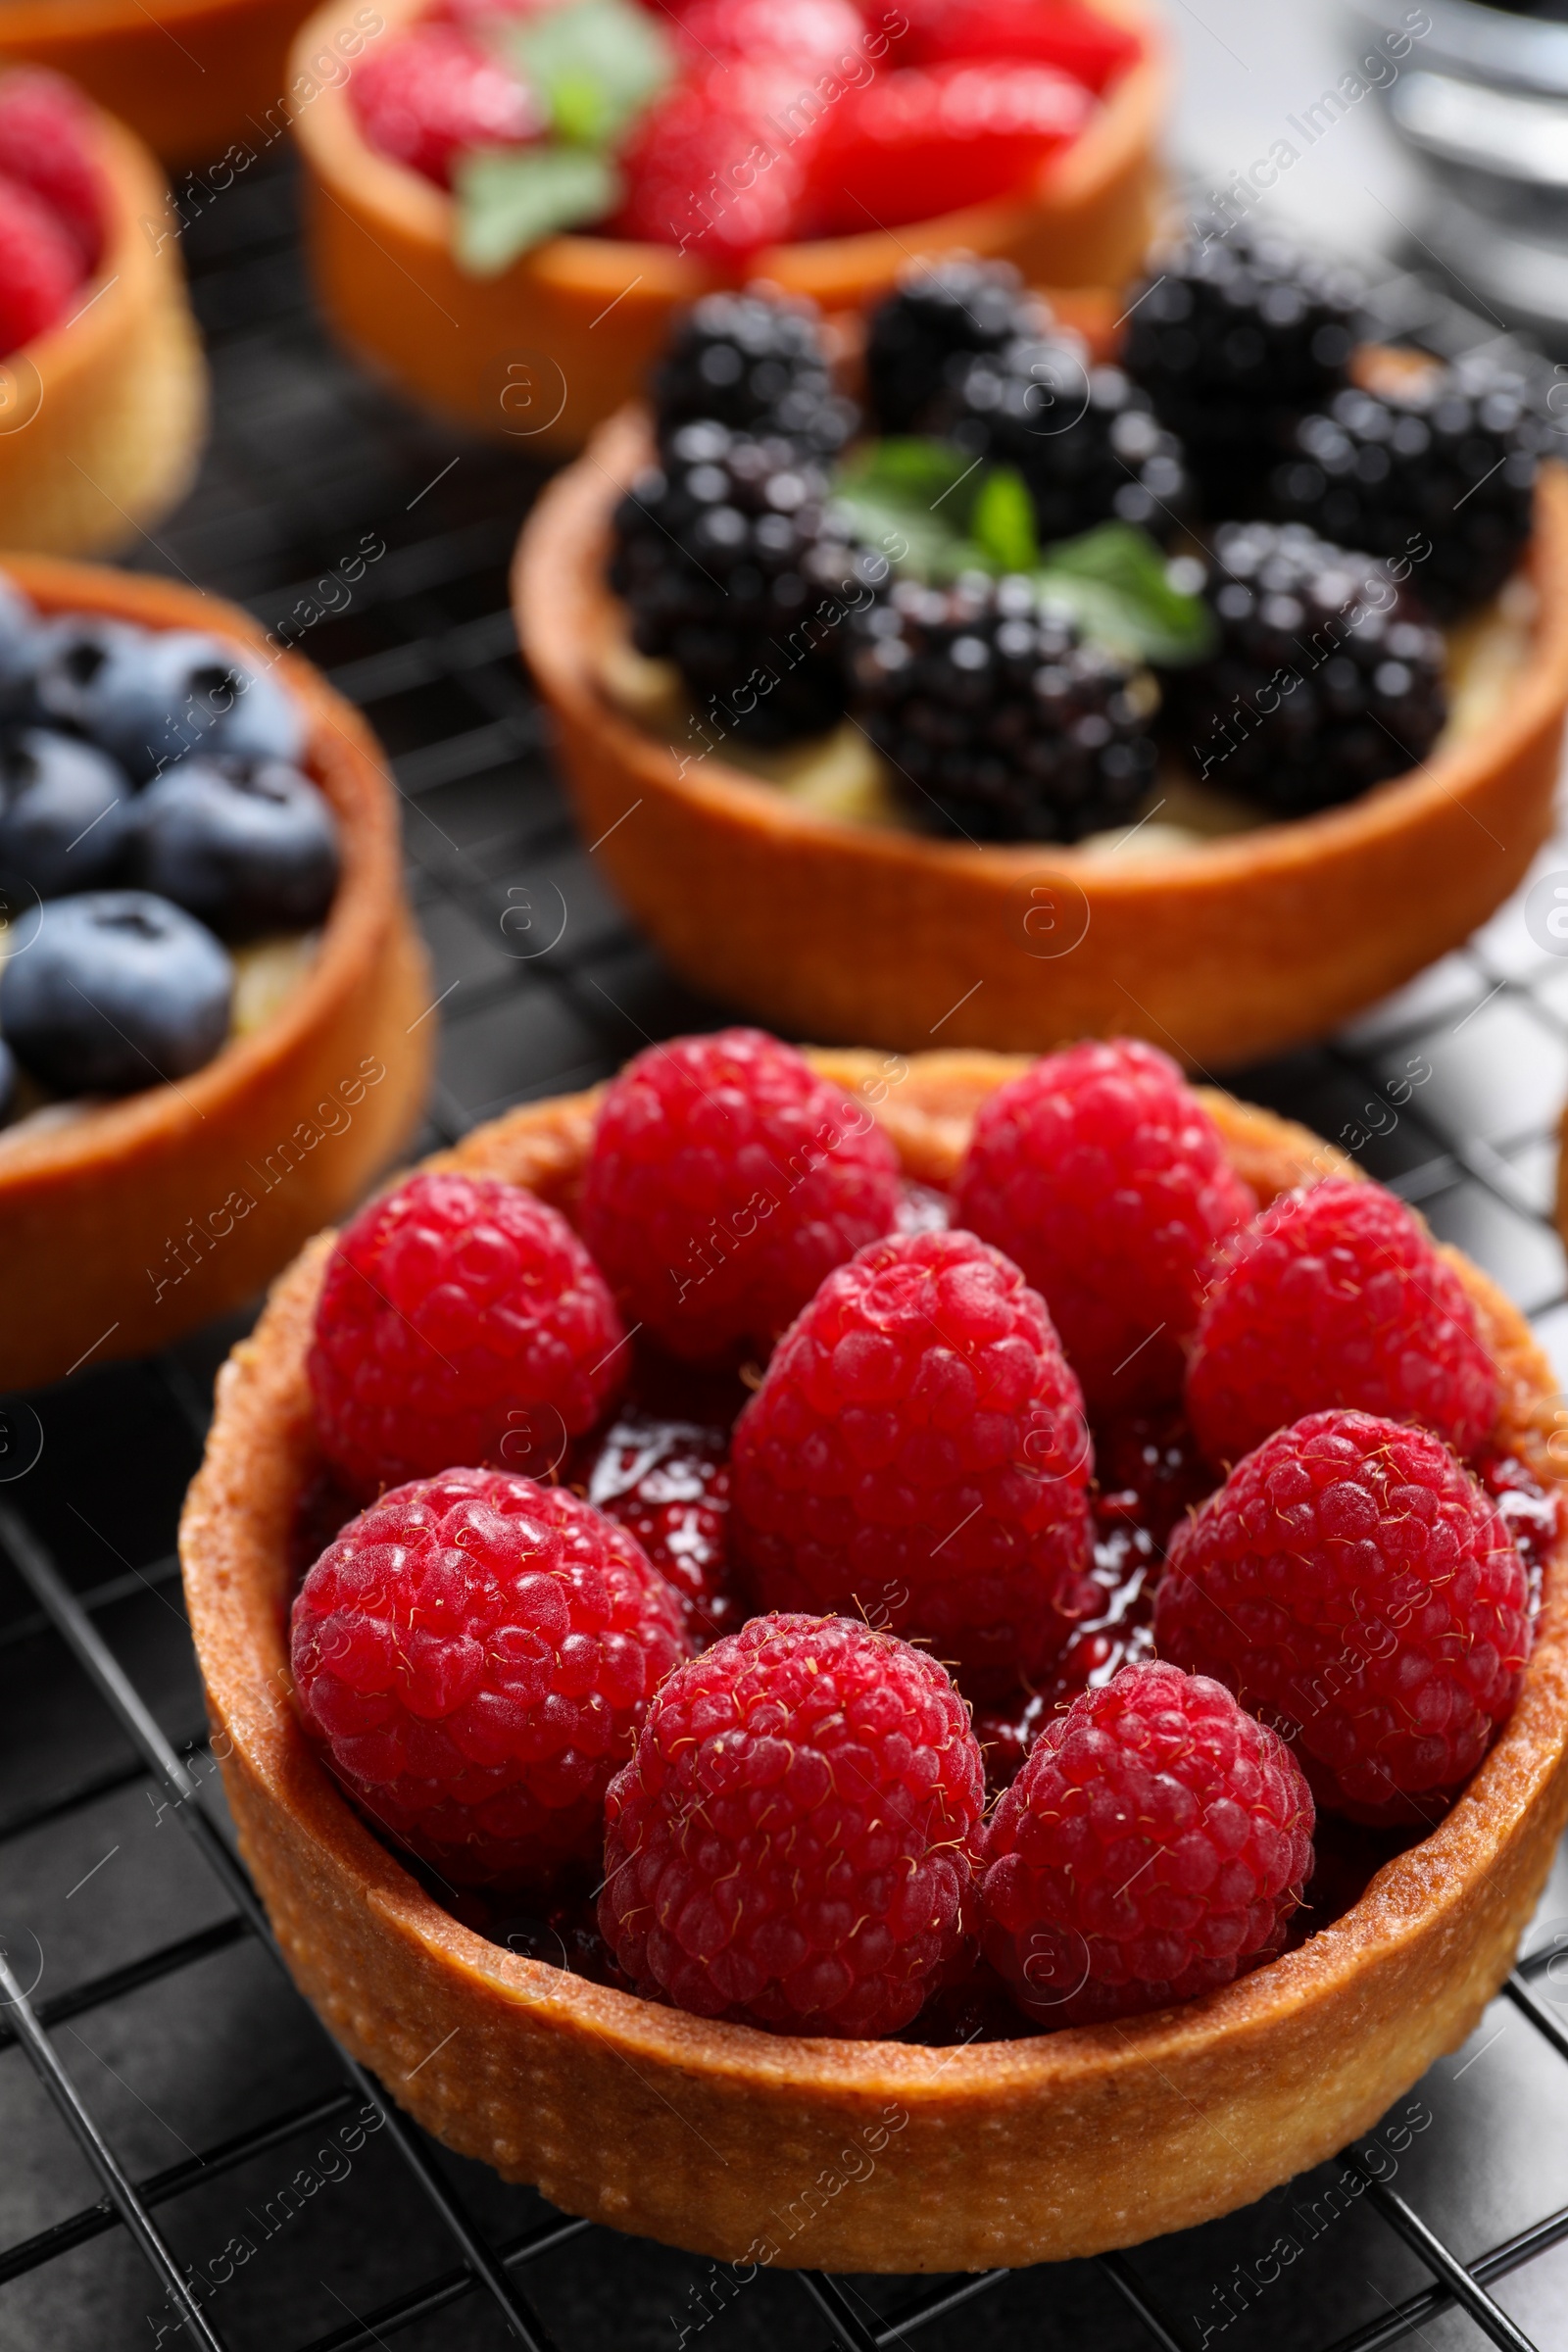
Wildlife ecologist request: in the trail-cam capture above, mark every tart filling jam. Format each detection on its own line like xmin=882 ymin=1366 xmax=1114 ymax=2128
xmin=0 ymin=570 xmax=336 ymax=1139
xmin=593 ymin=237 xmax=1547 ymax=852
xmin=287 ymin=1031 xmax=1557 ymax=2040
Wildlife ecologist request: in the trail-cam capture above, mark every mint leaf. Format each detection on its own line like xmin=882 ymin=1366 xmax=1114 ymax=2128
xmin=454 ymin=145 xmax=621 ymax=274
xmin=830 ymin=439 xmax=985 ymax=579
xmin=970 ymin=466 xmax=1039 ymax=572
xmin=505 ymin=0 xmax=673 ymax=147
xmin=1035 ymin=523 xmax=1215 ymax=665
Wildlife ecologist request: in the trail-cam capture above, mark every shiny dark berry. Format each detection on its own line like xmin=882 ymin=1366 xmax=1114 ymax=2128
xmin=611 ymin=421 xmax=883 ymax=745
xmin=0 ymin=889 xmax=231 ymax=1095
xmin=1269 ymin=358 xmax=1545 ymax=621
xmin=0 ymin=727 xmax=130 ymax=898
xmin=651 ymin=290 xmax=856 ymax=457
xmin=865 ymin=255 xmax=1037 ymax=435
xmin=0 ymin=571 xmax=39 ymax=720
xmin=1122 ymin=216 xmax=1362 ymax=516
xmin=123 ymin=757 xmax=339 ymax=942
xmin=850 ymin=571 xmax=1159 ymax=842
xmin=953 ymin=334 xmax=1191 ymax=544
xmin=1164 ymin=521 xmax=1447 ymax=816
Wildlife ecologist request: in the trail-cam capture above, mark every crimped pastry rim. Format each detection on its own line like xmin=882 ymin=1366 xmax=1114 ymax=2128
xmin=180 ymin=1050 xmax=1568 ymax=2101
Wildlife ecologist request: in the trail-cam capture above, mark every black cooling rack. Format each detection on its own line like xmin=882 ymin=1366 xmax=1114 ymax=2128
xmin=6 ymin=150 xmax=1568 ymax=2352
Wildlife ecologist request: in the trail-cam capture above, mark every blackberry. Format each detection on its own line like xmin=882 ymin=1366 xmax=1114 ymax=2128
xmin=1268 ymin=358 xmax=1546 ymax=622
xmin=1164 ymin=521 xmax=1446 ymax=817
xmin=650 ymin=290 xmax=857 ymax=458
xmin=611 ymin=421 xmax=881 ymax=747
xmin=1122 ymin=218 xmax=1362 ymax=517
xmin=954 ymin=335 xmax=1191 ymax=545
xmin=850 ymin=572 xmax=1159 ymax=843
xmin=864 ymin=255 xmax=1039 ymax=436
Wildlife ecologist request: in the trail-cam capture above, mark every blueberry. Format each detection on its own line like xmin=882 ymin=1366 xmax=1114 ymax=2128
xmin=123 ymin=757 xmax=339 ymax=941
xmin=0 ymin=891 xmax=232 ymax=1095
xmin=210 ymin=662 xmax=308 ymax=766
xmin=0 ymin=1035 xmax=15 ymax=1125
xmin=0 ymin=728 xmax=130 ymax=899
xmin=28 ymin=623 xmax=276 ymax=783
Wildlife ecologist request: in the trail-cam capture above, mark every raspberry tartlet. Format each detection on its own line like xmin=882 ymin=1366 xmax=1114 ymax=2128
xmin=516 ymin=255 xmax=1568 ymax=1061
xmin=180 ymin=1042 xmax=1568 ymax=2272
xmin=0 ymin=558 xmax=429 ymax=1389
xmin=287 ymin=0 xmax=1162 ymax=452
xmin=0 ymin=71 xmax=206 ymax=557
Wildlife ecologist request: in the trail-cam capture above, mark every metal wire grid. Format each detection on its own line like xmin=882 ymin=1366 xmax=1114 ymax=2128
xmin=4 ymin=149 xmax=1568 ymax=2352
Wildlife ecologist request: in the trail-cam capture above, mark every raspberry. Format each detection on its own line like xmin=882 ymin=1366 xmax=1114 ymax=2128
xmin=675 ymin=0 xmax=866 ymax=69
xmin=309 ymin=1170 xmax=626 ymax=1499
xmin=579 ymin=1030 xmax=901 ymax=1364
xmin=956 ymin=1041 xmax=1254 ymax=1413
xmin=897 ymin=0 xmax=1142 ymax=92
xmin=803 ymin=62 xmax=1093 ymax=237
xmin=347 ymin=25 xmax=540 ymax=188
xmin=1154 ymin=1411 xmax=1531 ymax=1824
xmin=730 ymin=1227 xmax=1098 ymax=1688
xmin=0 ymin=172 xmax=81 ymax=355
xmin=598 ymin=1612 xmax=986 ymax=2035
xmin=290 ymin=1469 xmax=691 ymax=1889
xmin=610 ymin=66 xmax=821 ymax=257
xmin=584 ymin=1407 xmax=740 ymax=1644
xmin=980 ymin=1660 xmax=1314 ymax=2025
xmin=0 ymin=71 xmax=103 ymax=270
xmin=1185 ymin=1176 xmax=1499 ymax=1468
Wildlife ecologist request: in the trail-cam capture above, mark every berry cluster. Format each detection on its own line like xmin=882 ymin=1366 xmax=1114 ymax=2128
xmin=295 ymin=1029 xmax=1545 ymax=2045
xmin=0 ymin=574 xmax=327 ymax=1115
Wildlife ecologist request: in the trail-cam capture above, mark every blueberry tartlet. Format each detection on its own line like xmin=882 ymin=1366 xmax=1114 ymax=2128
xmin=182 ymin=1033 xmax=1568 ymax=2270
xmin=0 ymin=559 xmax=429 ymax=1390
xmin=516 ymin=249 xmax=1568 ymax=1062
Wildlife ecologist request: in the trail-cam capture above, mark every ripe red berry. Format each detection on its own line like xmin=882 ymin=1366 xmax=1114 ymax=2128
xmin=897 ymin=0 xmax=1142 ymax=93
xmin=291 ymin=1469 xmax=691 ymax=1889
xmin=730 ymin=1226 xmax=1098 ymax=1688
xmin=584 ymin=1406 xmax=740 ymax=1645
xmin=980 ymin=1660 xmax=1314 ymax=2026
xmin=955 ymin=1039 xmax=1254 ymax=1413
xmin=1185 ymin=1176 xmax=1499 ymax=1467
xmin=0 ymin=171 xmax=81 ymax=355
xmin=674 ymin=0 xmax=865 ymax=69
xmin=609 ymin=66 xmax=821 ymax=257
xmin=1154 ymin=1410 xmax=1531 ymax=1823
xmin=598 ymin=1611 xmax=986 ymax=2034
xmin=803 ymin=60 xmax=1092 ymax=237
xmin=579 ymin=1028 xmax=901 ymax=1364
xmin=348 ymin=24 xmax=541 ymax=188
xmin=0 ymin=71 xmax=103 ymax=270
xmin=309 ymin=1170 xmax=626 ymax=1498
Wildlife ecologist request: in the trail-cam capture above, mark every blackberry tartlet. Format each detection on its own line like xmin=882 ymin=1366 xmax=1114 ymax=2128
xmin=1122 ymin=217 xmax=1362 ymax=515
xmin=1166 ymin=521 xmax=1447 ymax=817
xmin=852 ymin=573 xmax=1158 ymax=841
xmin=1269 ymin=359 xmax=1547 ymax=623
